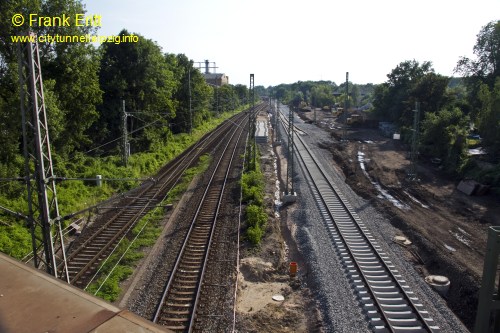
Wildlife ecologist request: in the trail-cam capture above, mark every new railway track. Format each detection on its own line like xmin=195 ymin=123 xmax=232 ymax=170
xmin=60 ymin=110 xmax=250 ymax=288
xmin=278 ymin=107 xmax=439 ymax=333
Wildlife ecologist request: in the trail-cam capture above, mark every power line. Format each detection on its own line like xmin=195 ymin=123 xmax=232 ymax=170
xmin=54 ymin=177 xmax=153 ymax=182
xmin=0 ymin=204 xmax=28 ymax=220
xmin=67 ymin=116 xmax=165 ymax=159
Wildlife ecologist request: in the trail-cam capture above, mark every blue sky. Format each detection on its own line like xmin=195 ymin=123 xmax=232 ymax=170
xmin=83 ymin=0 xmax=499 ymax=87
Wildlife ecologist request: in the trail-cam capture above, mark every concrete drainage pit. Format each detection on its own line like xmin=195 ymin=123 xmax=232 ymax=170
xmin=393 ymin=235 xmax=412 ymax=246
xmin=425 ymin=275 xmax=450 ymax=296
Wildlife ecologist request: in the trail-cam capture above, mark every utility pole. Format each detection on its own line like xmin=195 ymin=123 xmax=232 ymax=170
xmin=408 ymin=101 xmax=420 ymax=180
xmin=251 ymin=76 xmax=256 ymax=169
xmin=18 ymin=32 xmax=69 ymax=282
xmin=247 ymin=74 xmax=256 ymax=171
xmin=122 ymin=100 xmax=129 ymax=167
xmin=474 ymin=226 xmax=500 ymax=333
xmin=188 ymin=68 xmax=192 ymax=135
xmin=282 ymin=104 xmax=296 ymax=203
xmin=275 ymin=104 xmax=281 ymax=144
xmin=216 ymin=85 xmax=219 ymax=117
xmin=343 ymin=72 xmax=349 ymax=140
xmin=286 ymin=106 xmax=295 ymax=195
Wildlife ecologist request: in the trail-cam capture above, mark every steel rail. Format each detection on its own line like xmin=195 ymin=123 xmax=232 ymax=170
xmin=279 ymin=108 xmax=439 ymax=332
xmin=152 ymin=110 xmax=248 ymax=331
xmin=61 ymin=111 xmax=248 ymax=286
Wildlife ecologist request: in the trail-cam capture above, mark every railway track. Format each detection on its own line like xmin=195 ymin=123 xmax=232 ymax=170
xmin=60 ymin=110 xmax=249 ymax=287
xmin=152 ymin=106 xmax=250 ymax=331
xmin=279 ymin=107 xmax=440 ymax=332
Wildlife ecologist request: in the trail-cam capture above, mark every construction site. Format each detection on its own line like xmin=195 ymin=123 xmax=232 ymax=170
xmin=296 ymin=104 xmax=500 ymax=329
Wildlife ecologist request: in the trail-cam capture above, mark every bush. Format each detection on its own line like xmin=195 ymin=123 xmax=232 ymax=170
xmin=477 ymin=164 xmax=500 ymax=187
xmin=246 ymin=225 xmax=263 ymax=245
xmin=0 ymin=110 xmax=238 ymax=259
xmin=241 ymin=143 xmax=267 ymax=246
xmin=241 ymin=170 xmax=264 ymax=205
xmin=245 ymin=204 xmax=267 ymax=228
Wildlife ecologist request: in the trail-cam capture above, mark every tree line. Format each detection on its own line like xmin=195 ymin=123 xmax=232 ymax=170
xmin=0 ymin=0 xmax=255 ymax=257
xmin=271 ymin=80 xmax=374 ymax=110
xmin=0 ymin=0 xmax=251 ymax=168
xmin=265 ymin=20 xmax=499 ymax=187
xmin=372 ymin=20 xmax=499 ymax=177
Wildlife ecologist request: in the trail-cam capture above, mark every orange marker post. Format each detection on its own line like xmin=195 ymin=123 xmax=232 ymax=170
xmin=289 ymin=262 xmax=298 ymax=277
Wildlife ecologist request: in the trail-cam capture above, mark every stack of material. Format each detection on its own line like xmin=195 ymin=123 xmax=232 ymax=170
xmin=255 ymin=120 xmax=268 ymax=143
xmin=457 ymin=179 xmax=490 ymax=196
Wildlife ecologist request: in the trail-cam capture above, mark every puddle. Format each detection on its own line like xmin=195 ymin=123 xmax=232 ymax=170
xmin=451 ymin=228 xmax=471 ymax=247
xmin=452 ymin=232 xmax=471 ymax=246
xmin=403 ymin=191 xmax=430 ymax=209
xmin=444 ymin=243 xmax=457 ymax=252
xmin=458 ymin=227 xmax=471 ymax=237
xmin=468 ymin=147 xmax=486 ymax=155
xmin=357 ymin=151 xmax=410 ymax=210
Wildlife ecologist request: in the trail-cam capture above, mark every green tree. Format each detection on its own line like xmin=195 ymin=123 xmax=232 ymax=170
xmin=166 ymin=54 xmax=211 ymax=134
xmin=476 ymin=78 xmax=500 ymax=159
xmin=0 ymin=0 xmax=102 ymax=156
xmin=274 ymin=85 xmax=290 ymax=103
xmin=456 ymin=20 xmax=500 ymax=119
xmin=311 ymin=84 xmax=336 ymax=108
xmin=254 ymin=85 xmax=267 ymax=98
xmin=421 ymin=107 xmax=469 ymax=172
xmin=96 ymin=30 xmax=176 ymax=151
xmin=372 ymin=60 xmax=472 ymax=164
xmin=233 ymin=84 xmax=248 ymax=105
xmin=291 ymin=91 xmax=304 ymax=108
xmin=373 ymin=60 xmax=438 ymax=126
xmin=398 ymin=72 xmax=451 ymax=127
xmin=350 ymin=84 xmax=360 ymax=107
xmin=0 ymin=61 xmax=21 ymax=163
xmin=456 ymin=20 xmax=500 ymax=89
xmin=215 ymin=84 xmax=239 ymax=113
xmin=45 ymin=43 xmax=101 ymax=154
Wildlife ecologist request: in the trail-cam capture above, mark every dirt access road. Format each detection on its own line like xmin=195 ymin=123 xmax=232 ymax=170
xmin=298 ymin=109 xmax=499 ymax=330
xmin=235 ymin=112 xmax=324 ymax=333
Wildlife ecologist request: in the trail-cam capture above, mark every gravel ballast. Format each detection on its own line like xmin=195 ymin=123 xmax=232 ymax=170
xmin=277 ymin=105 xmax=469 ymax=333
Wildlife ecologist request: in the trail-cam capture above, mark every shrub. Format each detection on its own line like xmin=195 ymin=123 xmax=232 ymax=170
xmin=245 ymin=204 xmax=267 ymax=228
xmin=241 ymin=170 xmax=264 ymax=205
xmin=246 ymin=225 xmax=263 ymax=245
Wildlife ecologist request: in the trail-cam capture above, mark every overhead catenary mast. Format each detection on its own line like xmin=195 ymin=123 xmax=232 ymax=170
xmin=18 ymin=32 xmax=69 ymax=282
xmin=343 ymin=71 xmax=349 ymax=141
xmin=122 ymin=100 xmax=129 ymax=166
xmin=407 ymin=101 xmax=420 ymax=181
xmin=282 ymin=104 xmax=297 ymax=203
xmin=247 ymin=74 xmax=256 ymax=171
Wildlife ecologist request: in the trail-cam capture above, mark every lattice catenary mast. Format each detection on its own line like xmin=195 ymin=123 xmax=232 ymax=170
xmin=247 ymin=74 xmax=256 ymax=171
xmin=408 ymin=101 xmax=420 ymax=181
xmin=285 ymin=106 xmax=295 ymax=195
xmin=17 ymin=32 xmax=69 ymax=282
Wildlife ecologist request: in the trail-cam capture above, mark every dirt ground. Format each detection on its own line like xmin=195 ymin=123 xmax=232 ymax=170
xmin=298 ymin=109 xmax=499 ymax=329
xmin=235 ymin=113 xmax=324 ymax=333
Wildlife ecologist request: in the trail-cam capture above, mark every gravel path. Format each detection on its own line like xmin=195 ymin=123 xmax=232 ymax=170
xmin=277 ymin=105 xmax=469 ymax=333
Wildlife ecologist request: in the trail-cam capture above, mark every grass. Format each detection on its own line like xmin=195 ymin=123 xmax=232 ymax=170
xmin=0 ymin=106 xmax=247 ymax=260
xmin=85 ymin=154 xmax=212 ymax=301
